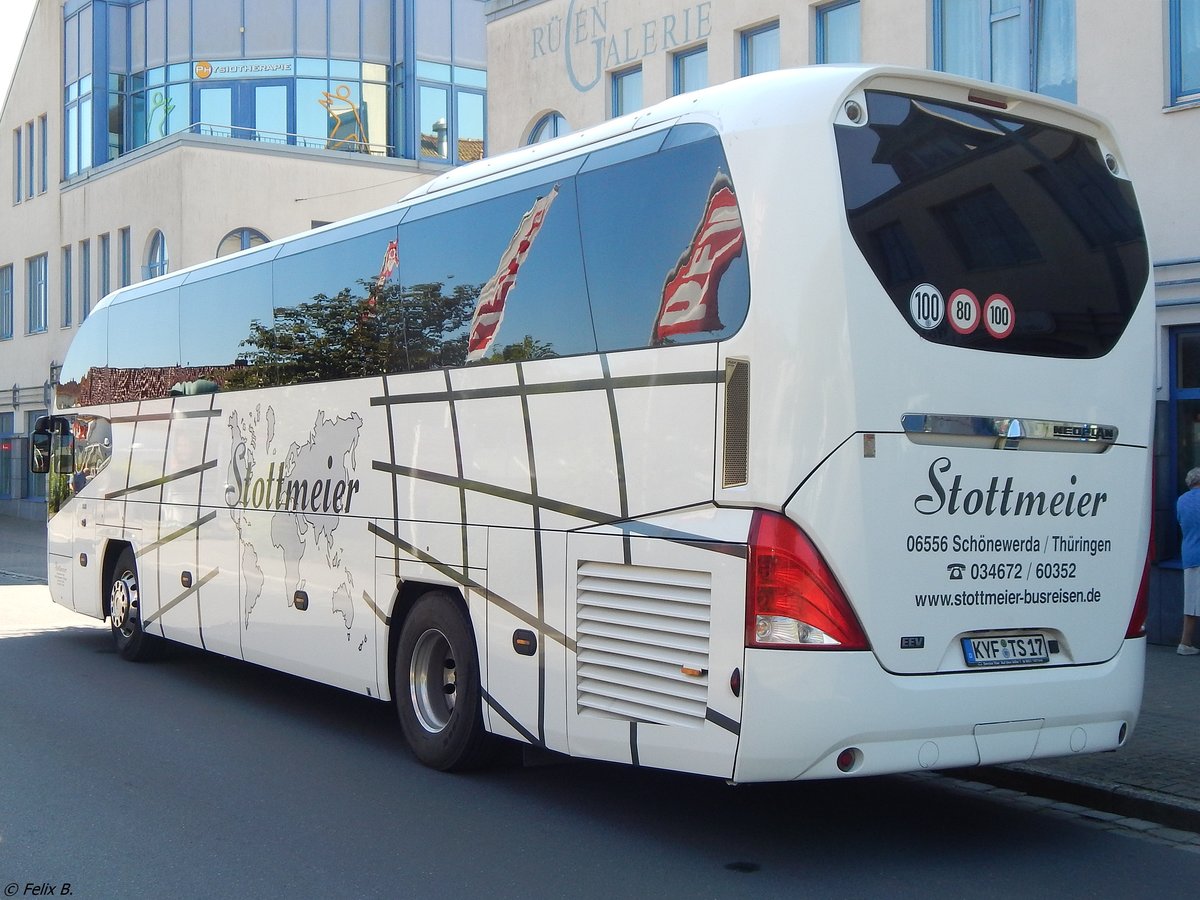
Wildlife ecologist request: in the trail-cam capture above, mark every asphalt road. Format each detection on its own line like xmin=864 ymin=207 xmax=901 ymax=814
xmin=2 ymin=586 xmax=1199 ymax=899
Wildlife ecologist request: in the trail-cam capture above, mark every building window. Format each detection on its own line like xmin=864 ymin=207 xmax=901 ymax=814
xmin=64 ymin=76 xmax=95 ymax=177
xmin=527 ymin=112 xmax=569 ymax=144
xmin=12 ymin=129 xmax=20 ymax=205
xmin=0 ymin=411 xmax=13 ymax=499
xmin=742 ymin=22 xmax=781 ymax=76
xmin=99 ymin=233 xmax=110 ymax=299
xmin=674 ymin=46 xmax=709 ymax=96
xmin=217 ymin=228 xmax=269 ymax=258
xmin=611 ymin=66 xmax=644 ymax=117
xmin=62 ymin=246 xmax=72 ymax=328
xmin=817 ymin=1 xmax=861 ymax=64
xmin=0 ymin=266 xmax=12 ymax=340
xmin=413 ymin=61 xmax=487 ymax=163
xmin=1169 ymin=325 xmax=1200 ymax=557
xmin=1171 ymin=0 xmax=1200 ymax=104
xmin=119 ymin=227 xmax=131 ymax=287
xmin=63 ymin=7 xmax=94 ymax=177
xmin=38 ymin=115 xmax=47 ymax=194
xmin=26 ymin=254 xmax=48 ymax=334
xmin=936 ymin=0 xmax=1076 ymax=102
xmin=147 ymin=230 xmax=169 ymax=278
xmin=80 ymin=239 xmax=91 ymax=320
xmin=25 ymin=122 xmax=34 ymax=200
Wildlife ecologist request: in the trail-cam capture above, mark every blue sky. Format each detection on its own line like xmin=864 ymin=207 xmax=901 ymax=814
xmin=0 ymin=0 xmax=37 ymax=103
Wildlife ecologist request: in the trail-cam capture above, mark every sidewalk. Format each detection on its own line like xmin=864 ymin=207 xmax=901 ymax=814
xmin=963 ymin=642 xmax=1200 ymax=832
xmin=2 ymin=513 xmax=1198 ymax=829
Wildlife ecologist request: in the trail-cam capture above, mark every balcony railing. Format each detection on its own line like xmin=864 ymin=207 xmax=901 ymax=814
xmin=187 ymin=122 xmax=394 ymax=157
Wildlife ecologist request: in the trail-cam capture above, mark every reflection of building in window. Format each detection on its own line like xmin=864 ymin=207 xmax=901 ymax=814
xmin=420 ymin=131 xmax=484 ymax=161
xmin=62 ymin=365 xmax=242 ymax=407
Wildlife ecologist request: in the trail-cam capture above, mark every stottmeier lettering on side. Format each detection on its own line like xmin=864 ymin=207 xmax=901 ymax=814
xmin=914 ymin=457 xmax=1108 ymax=517
xmin=225 ymin=443 xmax=361 ymax=514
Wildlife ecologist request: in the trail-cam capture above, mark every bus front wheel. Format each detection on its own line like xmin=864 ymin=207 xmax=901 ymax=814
xmin=395 ymin=591 xmax=492 ymax=770
xmin=109 ymin=549 xmax=156 ymax=662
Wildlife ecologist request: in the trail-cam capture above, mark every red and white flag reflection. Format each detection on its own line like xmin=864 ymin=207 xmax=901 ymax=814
xmin=466 ymin=186 xmax=560 ymax=362
xmin=652 ymin=176 xmax=744 ymax=343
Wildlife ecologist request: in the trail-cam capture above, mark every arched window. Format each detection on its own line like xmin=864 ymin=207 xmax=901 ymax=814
xmin=217 ymin=228 xmax=270 ymax=258
xmin=146 ymin=230 xmax=169 ymax=278
xmin=527 ymin=112 xmax=569 ymax=144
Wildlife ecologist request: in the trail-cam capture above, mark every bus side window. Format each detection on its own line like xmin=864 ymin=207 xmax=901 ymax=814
xmin=576 ymin=134 xmax=750 ymax=352
xmin=398 ymin=176 xmax=595 ymax=366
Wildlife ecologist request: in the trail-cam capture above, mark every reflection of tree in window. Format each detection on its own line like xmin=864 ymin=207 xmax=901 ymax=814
xmin=224 ymin=277 xmax=482 ymax=389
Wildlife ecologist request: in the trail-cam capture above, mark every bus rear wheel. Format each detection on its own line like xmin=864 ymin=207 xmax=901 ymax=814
xmin=395 ymin=591 xmax=492 ymax=770
xmin=109 ymin=548 xmax=156 ymax=662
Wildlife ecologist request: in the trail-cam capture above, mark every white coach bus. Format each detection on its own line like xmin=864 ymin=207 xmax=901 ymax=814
xmin=32 ymin=66 xmax=1152 ymax=782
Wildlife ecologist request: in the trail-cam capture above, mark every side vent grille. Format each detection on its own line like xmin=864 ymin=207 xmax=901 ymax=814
xmin=576 ymin=561 xmax=711 ymax=727
xmin=723 ymin=358 xmax=750 ymax=487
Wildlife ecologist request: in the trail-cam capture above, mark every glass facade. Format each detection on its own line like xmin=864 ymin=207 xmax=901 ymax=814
xmin=64 ymin=0 xmax=488 ymax=174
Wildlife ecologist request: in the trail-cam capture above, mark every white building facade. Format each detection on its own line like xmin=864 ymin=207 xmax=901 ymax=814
xmin=1 ymin=0 xmax=488 ymax=515
xmin=483 ymin=0 xmax=1200 ymax=644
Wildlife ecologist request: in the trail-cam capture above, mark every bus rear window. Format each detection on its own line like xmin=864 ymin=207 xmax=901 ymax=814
xmin=835 ymin=90 xmax=1149 ymax=359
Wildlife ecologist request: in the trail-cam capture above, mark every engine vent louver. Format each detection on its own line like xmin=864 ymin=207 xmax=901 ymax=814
xmin=576 ymin=560 xmax=712 ymax=727
xmin=723 ymin=358 xmax=749 ymax=487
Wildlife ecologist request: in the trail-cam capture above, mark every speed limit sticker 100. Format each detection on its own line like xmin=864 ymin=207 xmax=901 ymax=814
xmin=909 ymin=283 xmax=944 ymax=330
xmin=984 ymin=293 xmax=1015 ymax=339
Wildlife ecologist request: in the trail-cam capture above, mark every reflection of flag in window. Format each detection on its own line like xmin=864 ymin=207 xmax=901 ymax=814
xmin=376 ymin=239 xmax=398 ymax=289
xmin=466 ymin=186 xmax=560 ymax=362
xmin=652 ymin=175 xmax=744 ymax=343
xmin=364 ymin=239 xmax=398 ymax=321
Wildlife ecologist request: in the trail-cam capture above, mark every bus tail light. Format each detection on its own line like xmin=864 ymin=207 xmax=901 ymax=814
xmin=1125 ymin=528 xmax=1153 ymax=639
xmin=746 ymin=510 xmax=870 ymax=650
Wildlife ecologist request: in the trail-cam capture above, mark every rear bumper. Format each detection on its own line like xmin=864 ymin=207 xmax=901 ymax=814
xmin=733 ymin=638 xmax=1144 ymax=782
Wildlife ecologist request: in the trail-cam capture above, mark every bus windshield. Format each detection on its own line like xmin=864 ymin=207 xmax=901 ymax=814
xmin=835 ymin=90 xmax=1149 ymax=359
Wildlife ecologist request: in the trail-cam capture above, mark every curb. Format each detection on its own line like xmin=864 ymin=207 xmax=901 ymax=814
xmin=947 ymin=764 xmax=1200 ymax=834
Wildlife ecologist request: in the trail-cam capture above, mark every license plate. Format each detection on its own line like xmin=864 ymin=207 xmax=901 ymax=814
xmin=961 ymin=633 xmax=1049 ymax=668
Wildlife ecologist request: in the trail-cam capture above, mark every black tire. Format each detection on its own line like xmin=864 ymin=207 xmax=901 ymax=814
xmin=108 ymin=548 xmax=157 ymax=662
xmin=395 ymin=590 xmax=493 ymax=771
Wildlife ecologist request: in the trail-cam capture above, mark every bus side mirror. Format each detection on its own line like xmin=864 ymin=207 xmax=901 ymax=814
xmin=30 ymin=430 xmax=52 ymax=474
xmin=30 ymin=416 xmax=75 ymax=475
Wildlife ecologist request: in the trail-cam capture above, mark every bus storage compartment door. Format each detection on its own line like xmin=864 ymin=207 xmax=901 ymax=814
xmin=564 ymin=527 xmax=745 ymax=779
xmin=973 ymin=719 xmax=1043 ymax=765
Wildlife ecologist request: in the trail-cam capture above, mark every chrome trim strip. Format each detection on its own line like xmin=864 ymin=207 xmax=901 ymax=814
xmin=901 ymin=414 xmax=1118 ymax=450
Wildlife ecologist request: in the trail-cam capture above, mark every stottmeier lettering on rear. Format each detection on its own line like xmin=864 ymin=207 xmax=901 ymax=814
xmin=914 ymin=457 xmax=1108 ymax=517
